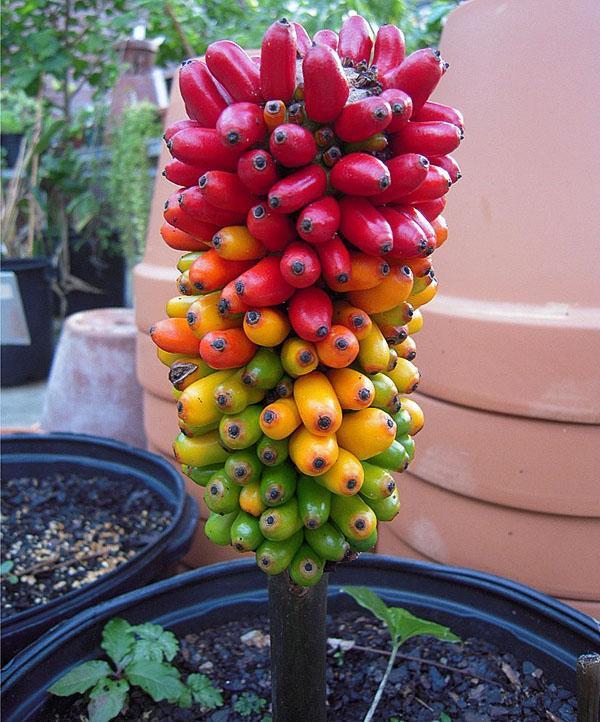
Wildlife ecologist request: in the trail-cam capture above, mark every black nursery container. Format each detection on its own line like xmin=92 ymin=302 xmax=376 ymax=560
xmin=0 ymin=434 xmax=199 ymax=662
xmin=1 ymin=257 xmax=53 ymax=387
xmin=0 ymin=133 xmax=24 ymax=168
xmin=2 ymin=556 xmax=599 ymax=721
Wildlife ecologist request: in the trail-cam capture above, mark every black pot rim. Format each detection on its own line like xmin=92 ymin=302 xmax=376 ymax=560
xmin=1 ymin=433 xmax=187 ymax=628
xmin=4 ymin=554 xmax=598 ymax=682
xmin=0 ymin=257 xmax=51 ymax=271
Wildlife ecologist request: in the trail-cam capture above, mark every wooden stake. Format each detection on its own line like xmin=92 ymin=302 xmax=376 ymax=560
xmin=577 ymin=653 xmax=600 ymax=722
xmin=268 ymin=572 xmax=328 ymax=722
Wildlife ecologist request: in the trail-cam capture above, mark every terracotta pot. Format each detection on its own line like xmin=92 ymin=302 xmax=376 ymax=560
xmin=378 ymin=0 xmax=600 ymax=616
xmin=415 ymin=0 xmax=600 ymax=423
xmin=41 ymin=308 xmax=145 ymax=448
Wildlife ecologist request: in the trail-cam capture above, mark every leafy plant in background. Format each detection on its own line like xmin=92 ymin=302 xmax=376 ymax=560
xmin=0 ymin=88 xmax=38 ymax=136
xmin=0 ymin=0 xmax=130 ymax=253
xmin=108 ymin=102 xmax=162 ymax=261
xmin=342 ymin=587 xmax=460 ymax=722
xmin=48 ymin=617 xmax=223 ymax=722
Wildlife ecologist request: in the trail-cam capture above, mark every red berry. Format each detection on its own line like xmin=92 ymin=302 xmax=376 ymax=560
xmin=179 ymin=187 xmax=246 ymax=226
xmin=260 ymin=19 xmax=297 ymax=103
xmin=330 ymin=153 xmax=391 ymax=196
xmin=333 ymin=97 xmax=392 ymax=142
xmin=337 ymin=15 xmax=373 ymax=66
xmin=303 ymin=44 xmax=349 ymax=123
xmin=380 ymin=88 xmax=413 ymax=131
xmin=381 ymin=48 xmax=445 ymax=112
xmin=247 ymin=203 xmax=296 ymax=252
xmin=296 ymin=196 xmax=341 ymax=244
xmin=413 ymin=101 xmax=465 ymax=131
xmin=237 ymin=150 xmax=279 ymax=195
xmin=429 ymin=154 xmax=462 ymax=183
xmin=370 ymin=153 xmax=429 ymax=205
xmin=288 ymin=287 xmax=333 ymax=342
xmin=163 ymin=192 xmax=220 ymax=242
xmin=205 ymin=40 xmax=262 ymax=103
xmin=178 ymin=59 xmax=228 ymax=127
xmin=268 ymin=165 xmax=328 ymax=214
xmin=415 ymin=197 xmax=447 ymax=222
xmin=339 ymin=197 xmax=393 ymax=256
xmin=269 ymin=124 xmax=317 ymax=167
xmin=372 ymin=25 xmax=405 ymax=76
xmin=379 ymin=207 xmax=432 ymax=260
xmin=292 ymin=22 xmax=312 ymax=56
xmin=234 ymin=256 xmax=295 ymax=306
xmin=216 ymin=102 xmax=267 ymax=150
xmin=390 ymin=120 xmax=462 ymax=156
xmin=167 ymin=127 xmax=242 ymax=170
xmin=198 ymin=170 xmax=257 ymax=214
xmin=315 ymin=235 xmax=351 ymax=288
xmin=280 ymin=241 xmax=322 ymax=288
xmin=392 ymin=165 xmax=451 ymax=205
xmin=313 ymin=29 xmax=338 ymax=51
xmin=163 ymin=159 xmax=207 ymax=187
xmin=163 ymin=119 xmax=201 ymax=142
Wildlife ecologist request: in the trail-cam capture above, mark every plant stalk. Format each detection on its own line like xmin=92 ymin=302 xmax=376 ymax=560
xmin=363 ymin=643 xmax=399 ymax=722
xmin=268 ymin=572 xmax=328 ymax=722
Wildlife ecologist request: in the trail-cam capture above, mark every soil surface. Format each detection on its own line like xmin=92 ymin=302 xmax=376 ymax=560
xmin=46 ymin=611 xmax=576 ymax=721
xmin=1 ymin=473 xmax=172 ymax=617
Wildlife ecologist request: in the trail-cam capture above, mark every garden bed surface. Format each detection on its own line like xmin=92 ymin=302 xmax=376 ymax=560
xmin=46 ymin=611 xmax=577 ymax=721
xmin=1 ymin=472 xmax=172 ymax=616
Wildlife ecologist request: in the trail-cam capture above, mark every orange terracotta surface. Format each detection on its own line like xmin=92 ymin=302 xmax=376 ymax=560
xmin=382 ymin=469 xmax=600 ymax=601
xmin=416 ymin=0 xmax=600 ymax=423
xmin=376 ymin=526 xmax=600 ymax=619
xmin=42 ymin=308 xmax=145 ymax=447
xmin=400 ymin=393 xmax=599 ymax=517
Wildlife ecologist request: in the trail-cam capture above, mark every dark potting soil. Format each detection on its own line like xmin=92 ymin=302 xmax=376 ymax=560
xmin=0 ymin=473 xmax=172 ymax=617
xmin=45 ymin=611 xmax=576 ymax=722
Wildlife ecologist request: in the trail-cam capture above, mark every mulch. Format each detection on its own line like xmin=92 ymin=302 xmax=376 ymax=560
xmin=1 ymin=472 xmax=172 ymax=617
xmin=45 ymin=610 xmax=576 ymax=721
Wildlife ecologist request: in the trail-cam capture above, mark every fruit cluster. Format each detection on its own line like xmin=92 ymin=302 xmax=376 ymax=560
xmin=151 ymin=15 xmax=462 ymax=586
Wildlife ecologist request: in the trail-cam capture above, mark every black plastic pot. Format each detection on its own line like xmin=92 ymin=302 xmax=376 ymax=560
xmin=57 ymin=241 xmax=126 ymax=317
xmin=2 ymin=556 xmax=598 ymax=720
xmin=0 ymin=433 xmax=198 ymax=662
xmin=1 ymin=133 xmax=24 ymax=168
xmin=1 ymin=257 xmax=53 ymax=387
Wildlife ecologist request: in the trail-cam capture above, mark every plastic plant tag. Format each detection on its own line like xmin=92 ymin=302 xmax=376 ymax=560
xmin=0 ymin=271 xmax=31 ymax=345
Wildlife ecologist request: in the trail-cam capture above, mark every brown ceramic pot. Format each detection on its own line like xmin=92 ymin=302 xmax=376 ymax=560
xmin=377 ymin=0 xmax=600 ymax=616
xmin=42 ymin=308 xmax=145 ymax=448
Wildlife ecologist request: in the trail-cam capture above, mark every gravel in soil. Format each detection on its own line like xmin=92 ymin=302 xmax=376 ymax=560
xmin=45 ymin=611 xmax=576 ymax=722
xmin=1 ymin=473 xmax=172 ymax=617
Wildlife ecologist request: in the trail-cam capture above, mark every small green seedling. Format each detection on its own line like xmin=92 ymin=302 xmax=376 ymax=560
xmin=342 ymin=587 xmax=461 ymax=722
xmin=48 ymin=618 xmax=223 ymax=722
xmin=234 ymin=691 xmax=268 ymax=717
xmin=0 ymin=560 xmax=19 ymax=584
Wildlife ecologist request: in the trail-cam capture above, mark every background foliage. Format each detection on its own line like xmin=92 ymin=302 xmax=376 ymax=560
xmin=142 ymin=0 xmax=459 ymax=63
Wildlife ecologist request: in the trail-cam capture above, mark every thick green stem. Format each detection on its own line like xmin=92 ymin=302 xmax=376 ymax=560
xmin=363 ymin=643 xmax=399 ymax=722
xmin=268 ymin=572 xmax=328 ymax=722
